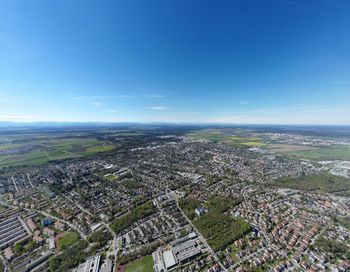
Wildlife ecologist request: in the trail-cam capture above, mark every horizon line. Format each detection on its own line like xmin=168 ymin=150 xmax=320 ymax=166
xmin=0 ymin=120 xmax=349 ymax=127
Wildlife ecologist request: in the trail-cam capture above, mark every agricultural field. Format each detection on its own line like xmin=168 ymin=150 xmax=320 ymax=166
xmin=125 ymin=255 xmax=154 ymax=272
xmin=186 ymin=130 xmax=264 ymax=147
xmin=286 ymin=146 xmax=350 ymax=161
xmin=0 ymin=136 xmax=116 ymax=168
xmin=266 ymin=144 xmax=318 ymax=152
xmin=110 ymin=132 xmax=145 ymax=136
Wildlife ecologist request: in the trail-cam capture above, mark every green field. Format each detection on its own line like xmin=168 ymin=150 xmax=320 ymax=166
xmin=286 ymin=146 xmax=350 ymax=161
xmin=187 ymin=130 xmax=264 ymax=147
xmin=57 ymin=231 xmax=80 ymax=251
xmin=85 ymin=144 xmax=115 ymax=154
xmin=104 ymin=173 xmax=118 ymax=181
xmin=125 ymin=255 xmax=154 ymax=272
xmin=0 ymin=137 xmax=116 ymax=168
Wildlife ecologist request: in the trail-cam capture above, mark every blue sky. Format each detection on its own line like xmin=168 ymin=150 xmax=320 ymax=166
xmin=0 ymin=0 xmax=350 ymax=124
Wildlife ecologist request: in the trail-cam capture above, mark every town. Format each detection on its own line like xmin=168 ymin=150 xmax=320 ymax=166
xmin=0 ymin=125 xmax=349 ymax=272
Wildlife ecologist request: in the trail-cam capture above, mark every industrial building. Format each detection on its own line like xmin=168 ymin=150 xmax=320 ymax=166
xmin=0 ymin=216 xmax=29 ymax=249
xmin=153 ymin=232 xmax=202 ymax=271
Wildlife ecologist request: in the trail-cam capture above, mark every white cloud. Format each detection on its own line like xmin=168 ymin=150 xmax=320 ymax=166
xmin=146 ymin=106 xmax=169 ymax=111
xmin=149 ymin=94 xmax=164 ymax=98
xmin=74 ymin=95 xmax=133 ymax=101
xmin=92 ymin=101 xmax=103 ymax=107
xmin=187 ymin=111 xmax=200 ymax=115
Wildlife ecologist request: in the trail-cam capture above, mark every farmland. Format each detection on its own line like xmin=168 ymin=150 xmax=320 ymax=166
xmin=266 ymin=144 xmax=318 ymax=152
xmin=286 ymin=146 xmax=350 ymax=161
xmin=186 ymin=130 xmax=264 ymax=147
xmin=0 ymin=136 xmax=116 ymax=168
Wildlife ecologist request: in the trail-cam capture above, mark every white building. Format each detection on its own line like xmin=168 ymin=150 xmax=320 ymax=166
xmin=76 ymin=253 xmax=101 ymax=272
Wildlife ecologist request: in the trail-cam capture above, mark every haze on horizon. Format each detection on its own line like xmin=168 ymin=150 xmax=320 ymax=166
xmin=0 ymin=0 xmax=349 ymax=125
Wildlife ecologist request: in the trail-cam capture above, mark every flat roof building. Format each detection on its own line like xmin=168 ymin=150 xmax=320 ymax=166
xmin=77 ymin=253 xmax=101 ymax=272
xmin=163 ymin=249 xmax=177 ymax=270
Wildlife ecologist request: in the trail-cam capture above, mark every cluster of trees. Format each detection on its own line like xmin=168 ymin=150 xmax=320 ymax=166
xmin=179 ymin=198 xmax=202 ymax=220
xmin=196 ymin=213 xmax=250 ymax=252
xmin=180 ymin=196 xmax=249 ymax=252
xmin=13 ymin=239 xmax=38 ymax=256
xmin=315 ymin=236 xmax=350 ymax=260
xmin=333 ymin=216 xmax=350 ymax=230
xmin=110 ymin=201 xmax=156 ymax=234
xmin=207 ymin=196 xmax=243 ymax=213
xmin=275 ymin=173 xmax=350 ymax=195
xmin=121 ymin=179 xmax=145 ymax=190
xmin=48 ymin=240 xmax=88 ymax=272
xmin=118 ymin=235 xmax=174 ymax=265
xmin=88 ymin=230 xmax=113 ymax=249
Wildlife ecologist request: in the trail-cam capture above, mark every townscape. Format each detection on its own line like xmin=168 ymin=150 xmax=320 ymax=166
xmin=0 ymin=125 xmax=349 ymax=272
xmin=2 ymin=0 xmax=350 ymax=270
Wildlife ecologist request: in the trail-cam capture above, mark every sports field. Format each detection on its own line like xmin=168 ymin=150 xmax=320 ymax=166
xmin=125 ymin=255 xmax=154 ymax=272
xmin=56 ymin=231 xmax=80 ymax=251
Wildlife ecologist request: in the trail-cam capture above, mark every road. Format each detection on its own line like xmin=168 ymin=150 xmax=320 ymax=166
xmin=11 ymin=176 xmax=19 ymax=192
xmin=26 ymin=173 xmax=35 ymax=188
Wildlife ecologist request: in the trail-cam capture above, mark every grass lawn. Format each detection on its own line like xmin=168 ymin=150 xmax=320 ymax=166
xmin=125 ymin=256 xmax=154 ymax=272
xmin=104 ymin=173 xmax=118 ymax=181
xmin=57 ymin=231 xmax=80 ymax=251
